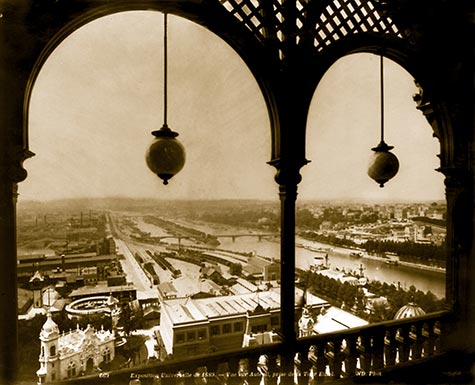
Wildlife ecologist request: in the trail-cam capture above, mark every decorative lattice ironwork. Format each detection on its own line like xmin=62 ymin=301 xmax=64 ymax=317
xmin=220 ymin=0 xmax=269 ymax=39
xmin=311 ymin=0 xmax=402 ymax=52
xmin=219 ymin=0 xmax=402 ymax=58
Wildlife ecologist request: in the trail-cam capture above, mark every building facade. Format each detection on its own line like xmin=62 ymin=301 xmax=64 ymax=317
xmin=159 ymin=290 xmax=328 ymax=358
xmin=36 ymin=313 xmax=115 ymax=383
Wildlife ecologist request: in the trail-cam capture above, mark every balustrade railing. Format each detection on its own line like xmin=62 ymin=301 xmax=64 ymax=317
xmin=55 ymin=311 xmax=450 ymax=385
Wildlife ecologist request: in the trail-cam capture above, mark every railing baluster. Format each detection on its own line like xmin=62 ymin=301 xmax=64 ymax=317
xmin=257 ymin=354 xmax=270 ymax=385
xmin=238 ymin=358 xmax=249 ymax=385
xmin=316 ymin=342 xmax=328 ymax=379
xmin=372 ymin=332 xmax=385 ymax=373
xmin=343 ymin=337 xmax=358 ymax=377
xmin=308 ymin=343 xmax=328 ymax=383
xmin=177 ymin=370 xmax=186 ymax=385
xmin=216 ymin=362 xmax=230 ymax=385
xmin=194 ymin=366 xmax=208 ymax=385
xmin=421 ymin=322 xmax=435 ymax=358
xmin=384 ymin=329 xmax=397 ymax=367
xmin=433 ymin=321 xmax=442 ymax=354
xmin=395 ymin=327 xmax=409 ymax=363
xmin=307 ymin=345 xmax=319 ymax=384
xmin=325 ymin=339 xmax=343 ymax=379
xmin=293 ymin=352 xmax=302 ymax=385
xmin=358 ymin=335 xmax=372 ymax=375
xmin=409 ymin=324 xmax=422 ymax=360
xmin=275 ymin=354 xmax=282 ymax=385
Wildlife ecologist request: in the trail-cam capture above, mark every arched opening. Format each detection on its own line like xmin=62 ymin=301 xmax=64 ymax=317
xmin=18 ymin=10 xmax=276 ymax=381
xmin=296 ymin=53 xmax=445 ymax=333
xmin=21 ymin=11 xmax=274 ymax=201
xmin=86 ymin=357 xmax=94 ymax=373
xmin=67 ymin=361 xmax=77 ymax=378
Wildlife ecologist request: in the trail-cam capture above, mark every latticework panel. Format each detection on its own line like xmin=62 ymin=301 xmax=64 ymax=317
xmin=219 ymin=0 xmax=269 ymax=40
xmin=219 ymin=0 xmax=403 ymax=59
xmin=311 ymin=0 xmax=402 ymax=52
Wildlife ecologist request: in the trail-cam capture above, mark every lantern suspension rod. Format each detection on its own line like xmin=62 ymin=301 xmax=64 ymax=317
xmin=163 ymin=12 xmax=168 ymax=127
xmin=380 ymin=54 xmax=384 ymax=143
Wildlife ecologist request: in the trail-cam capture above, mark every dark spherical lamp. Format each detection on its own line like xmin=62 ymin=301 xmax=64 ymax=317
xmin=368 ymin=140 xmax=399 ymax=187
xmin=146 ymin=124 xmax=185 ymax=185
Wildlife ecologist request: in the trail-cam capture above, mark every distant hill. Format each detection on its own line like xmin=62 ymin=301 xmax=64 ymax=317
xmin=17 ymin=196 xmax=446 ymax=214
xmin=16 ymin=197 xmax=279 ymax=213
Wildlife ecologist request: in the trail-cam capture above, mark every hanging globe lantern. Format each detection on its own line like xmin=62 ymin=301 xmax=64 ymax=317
xmin=145 ymin=13 xmax=185 ymax=185
xmin=367 ymin=54 xmax=400 ymax=188
xmin=146 ymin=124 xmax=185 ymax=185
xmin=367 ymin=140 xmax=399 ymax=187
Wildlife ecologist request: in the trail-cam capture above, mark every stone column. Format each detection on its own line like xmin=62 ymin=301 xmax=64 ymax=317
xmin=0 ymin=173 xmax=19 ymax=382
xmin=0 ymin=146 xmax=33 ymax=383
xmin=442 ymin=166 xmax=475 ymax=353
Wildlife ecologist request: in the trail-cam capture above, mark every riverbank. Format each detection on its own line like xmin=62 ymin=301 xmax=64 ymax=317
xmin=297 ymin=241 xmax=446 ymax=275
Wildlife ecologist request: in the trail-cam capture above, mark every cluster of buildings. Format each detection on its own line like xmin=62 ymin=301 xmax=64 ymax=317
xmin=309 ymin=202 xmax=446 ymax=222
xmin=17 ymin=251 xmax=129 ymax=321
xmin=29 ymin=241 xmax=373 ymax=383
xmin=155 ymin=255 xmax=281 ymax=301
xmin=307 ymin=202 xmax=446 ymax=246
xmin=157 ymin=288 xmax=368 ymax=359
xmin=339 ymin=221 xmax=445 ymax=246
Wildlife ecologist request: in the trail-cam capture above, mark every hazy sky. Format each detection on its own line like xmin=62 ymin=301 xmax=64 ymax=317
xmin=20 ymin=11 xmax=444 ymax=203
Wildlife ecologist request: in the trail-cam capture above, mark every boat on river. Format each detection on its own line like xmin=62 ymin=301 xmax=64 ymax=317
xmin=383 ymin=252 xmax=400 ymax=266
xmin=309 ymin=252 xmax=329 ymax=273
xmin=385 ymin=258 xmax=399 ymax=266
xmin=304 ymin=245 xmax=333 ymax=253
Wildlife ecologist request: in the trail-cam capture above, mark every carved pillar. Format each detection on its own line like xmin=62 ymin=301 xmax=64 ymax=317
xmin=271 ymin=160 xmax=309 ymax=384
xmin=414 ymin=83 xmax=475 ymax=355
xmin=269 ymin=82 xmax=311 ymax=381
xmin=278 ymin=178 xmax=298 ymax=345
xmin=0 ymin=176 xmax=18 ymax=382
xmin=441 ymin=166 xmax=474 ymax=352
xmin=271 ymin=167 xmax=300 ymax=382
xmin=0 ymin=146 xmax=33 ymax=383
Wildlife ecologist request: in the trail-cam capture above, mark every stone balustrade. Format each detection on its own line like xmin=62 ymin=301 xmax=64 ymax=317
xmin=53 ymin=310 xmax=450 ymax=384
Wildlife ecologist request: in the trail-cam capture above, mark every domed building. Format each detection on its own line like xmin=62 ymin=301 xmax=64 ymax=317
xmin=394 ymin=298 xmax=426 ymax=319
xmin=36 ymin=313 xmax=115 ymax=383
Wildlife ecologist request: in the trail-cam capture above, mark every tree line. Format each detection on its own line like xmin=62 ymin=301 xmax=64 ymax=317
xmin=301 ymin=231 xmax=445 ymax=266
xmin=297 ymin=269 xmax=445 ymax=323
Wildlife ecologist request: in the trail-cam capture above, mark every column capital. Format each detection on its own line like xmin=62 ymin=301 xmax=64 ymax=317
xmin=437 ymin=166 xmax=470 ymax=191
xmin=0 ymin=146 xmax=34 ymax=184
xmin=268 ymin=158 xmax=310 ymax=188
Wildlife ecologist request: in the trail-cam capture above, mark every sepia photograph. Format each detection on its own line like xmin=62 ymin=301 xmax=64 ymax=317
xmin=1 ymin=1 xmax=474 ymax=385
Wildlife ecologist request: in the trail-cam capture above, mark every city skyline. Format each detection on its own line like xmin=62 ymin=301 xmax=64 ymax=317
xmin=19 ymin=12 xmax=444 ymax=203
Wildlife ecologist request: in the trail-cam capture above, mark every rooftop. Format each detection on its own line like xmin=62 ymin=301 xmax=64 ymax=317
xmin=162 ymin=289 xmax=328 ymax=326
xmin=69 ymin=284 xmax=136 ymax=298
xmin=313 ymin=306 xmax=369 ymax=334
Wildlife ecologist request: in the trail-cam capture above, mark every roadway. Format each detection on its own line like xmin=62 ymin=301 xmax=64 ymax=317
xmin=115 ymin=238 xmax=157 ymax=299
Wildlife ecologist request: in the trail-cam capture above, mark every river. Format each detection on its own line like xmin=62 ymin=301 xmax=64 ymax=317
xmin=131 ymin=215 xmax=446 ymax=299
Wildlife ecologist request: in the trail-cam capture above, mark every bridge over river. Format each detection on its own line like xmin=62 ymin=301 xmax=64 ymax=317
xmin=152 ymin=233 xmax=279 ymax=242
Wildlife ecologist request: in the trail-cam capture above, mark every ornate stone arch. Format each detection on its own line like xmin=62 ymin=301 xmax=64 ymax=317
xmin=5 ymin=0 xmax=458 ymax=187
